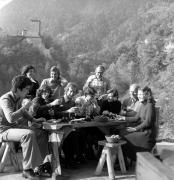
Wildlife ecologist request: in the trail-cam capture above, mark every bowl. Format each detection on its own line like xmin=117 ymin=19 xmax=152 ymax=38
xmin=105 ymin=135 xmax=120 ymax=143
xmin=93 ymin=116 xmax=108 ymax=122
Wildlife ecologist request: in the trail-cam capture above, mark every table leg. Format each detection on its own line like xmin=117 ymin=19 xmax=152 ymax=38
xmin=118 ymin=146 xmax=126 ymax=173
xmin=111 ymin=147 xmax=117 ymax=166
xmin=106 ymin=147 xmax=115 ymax=180
xmin=50 ymin=132 xmax=62 ymax=179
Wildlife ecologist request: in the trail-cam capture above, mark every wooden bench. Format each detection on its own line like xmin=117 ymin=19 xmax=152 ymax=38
xmin=95 ymin=140 xmax=126 ymax=180
xmin=136 ymin=152 xmax=174 ymax=180
xmin=0 ymin=140 xmax=22 ymax=172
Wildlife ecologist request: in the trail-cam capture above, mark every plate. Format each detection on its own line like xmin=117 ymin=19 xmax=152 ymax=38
xmin=47 ymin=119 xmax=62 ymax=123
xmin=70 ymin=118 xmax=86 ymax=124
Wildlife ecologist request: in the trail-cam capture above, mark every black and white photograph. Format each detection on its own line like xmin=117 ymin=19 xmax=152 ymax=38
xmin=0 ymin=0 xmax=173 ymax=180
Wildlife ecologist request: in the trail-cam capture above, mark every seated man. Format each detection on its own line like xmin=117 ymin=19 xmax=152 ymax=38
xmin=0 ymin=75 xmax=48 ymax=180
xmin=83 ymin=65 xmax=110 ymax=100
xmin=40 ymin=66 xmax=68 ymax=100
xmin=121 ymin=83 xmax=141 ymax=117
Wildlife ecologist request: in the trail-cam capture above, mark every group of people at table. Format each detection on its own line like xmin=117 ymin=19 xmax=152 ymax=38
xmin=0 ymin=64 xmax=157 ymax=179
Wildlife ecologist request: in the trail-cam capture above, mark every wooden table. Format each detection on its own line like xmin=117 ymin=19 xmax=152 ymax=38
xmin=43 ymin=120 xmax=126 ymax=180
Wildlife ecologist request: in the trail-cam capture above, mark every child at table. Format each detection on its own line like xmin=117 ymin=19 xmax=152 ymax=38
xmin=75 ymin=87 xmax=104 ymax=159
xmin=75 ymin=87 xmax=100 ymax=119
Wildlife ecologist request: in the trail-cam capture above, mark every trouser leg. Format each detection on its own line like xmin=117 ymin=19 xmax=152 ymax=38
xmin=30 ymin=128 xmax=49 ymax=160
xmin=2 ymin=128 xmax=43 ymax=170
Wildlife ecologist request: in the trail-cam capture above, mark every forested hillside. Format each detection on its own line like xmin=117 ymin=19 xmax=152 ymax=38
xmin=0 ymin=0 xmax=174 ymax=137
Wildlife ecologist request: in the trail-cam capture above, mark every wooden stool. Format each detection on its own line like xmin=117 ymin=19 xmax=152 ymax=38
xmin=95 ymin=140 xmax=126 ymax=180
xmin=0 ymin=141 xmax=22 ymax=172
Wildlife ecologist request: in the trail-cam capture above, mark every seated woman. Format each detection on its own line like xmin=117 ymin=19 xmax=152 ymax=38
xmin=40 ymin=66 xmax=68 ymax=100
xmin=29 ymin=85 xmax=60 ymax=120
xmin=52 ymin=82 xmax=86 ymax=166
xmin=100 ymin=88 xmax=121 ymax=115
xmin=75 ymin=87 xmax=100 ymax=119
xmin=54 ymin=82 xmax=79 ymax=119
xmin=21 ymin=65 xmax=39 ymax=100
xmin=119 ymin=86 xmax=156 ymax=162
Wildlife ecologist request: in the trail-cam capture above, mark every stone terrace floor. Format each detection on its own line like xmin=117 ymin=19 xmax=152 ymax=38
xmin=0 ymin=159 xmax=135 ymax=180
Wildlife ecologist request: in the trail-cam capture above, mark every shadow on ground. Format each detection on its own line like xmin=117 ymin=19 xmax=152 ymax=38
xmin=0 ymin=160 xmax=135 ymax=180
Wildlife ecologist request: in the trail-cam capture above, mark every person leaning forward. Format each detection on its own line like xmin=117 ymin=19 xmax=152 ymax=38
xmin=0 ymin=75 xmax=48 ymax=180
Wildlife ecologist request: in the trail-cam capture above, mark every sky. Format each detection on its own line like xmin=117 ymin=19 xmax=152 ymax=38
xmin=0 ymin=0 xmax=12 ymax=10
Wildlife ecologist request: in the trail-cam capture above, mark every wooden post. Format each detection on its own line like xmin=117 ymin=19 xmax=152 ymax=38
xmin=50 ymin=132 xmax=61 ymax=180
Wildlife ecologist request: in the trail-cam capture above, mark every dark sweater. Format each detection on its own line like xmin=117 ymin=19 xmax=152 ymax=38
xmin=26 ymin=80 xmax=39 ymax=99
xmin=29 ymin=97 xmax=52 ymax=119
xmin=54 ymin=96 xmax=76 ymax=119
xmin=100 ymin=100 xmax=121 ymax=115
xmin=123 ymin=101 xmax=156 ymax=161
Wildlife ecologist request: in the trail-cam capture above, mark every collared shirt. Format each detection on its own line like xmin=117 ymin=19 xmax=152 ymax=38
xmin=41 ymin=77 xmax=68 ymax=99
xmin=0 ymin=91 xmax=23 ymax=132
xmin=83 ymin=75 xmax=110 ymax=98
xmin=0 ymin=91 xmax=31 ymax=133
xmin=122 ymin=97 xmax=137 ymax=111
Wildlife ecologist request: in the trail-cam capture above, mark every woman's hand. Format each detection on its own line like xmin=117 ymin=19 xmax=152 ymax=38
xmin=67 ymin=107 xmax=79 ymax=113
xmin=22 ymin=99 xmax=32 ymax=110
xmin=50 ymin=99 xmax=62 ymax=106
xmin=30 ymin=122 xmax=43 ymax=129
xmin=102 ymin=110 xmax=109 ymax=115
xmin=119 ymin=109 xmax=126 ymax=116
xmin=127 ymin=127 xmax=136 ymax=132
xmin=98 ymin=94 xmax=107 ymax=100
xmin=48 ymin=109 xmax=54 ymax=117
xmin=117 ymin=115 xmax=126 ymax=121
xmin=33 ymin=117 xmax=46 ymax=123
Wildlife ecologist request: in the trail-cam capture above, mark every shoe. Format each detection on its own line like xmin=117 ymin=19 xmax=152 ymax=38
xmin=22 ymin=169 xmax=39 ymax=180
xmin=34 ymin=162 xmax=52 ymax=177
